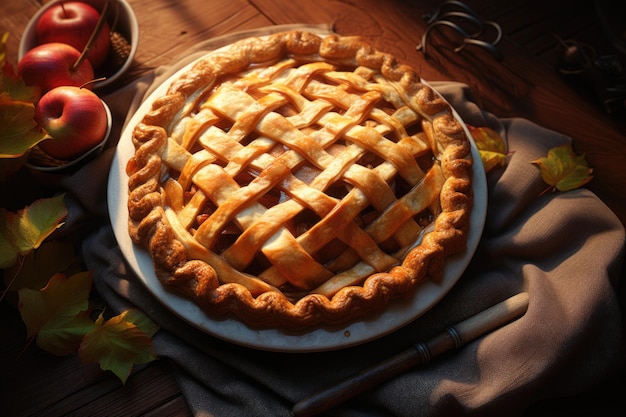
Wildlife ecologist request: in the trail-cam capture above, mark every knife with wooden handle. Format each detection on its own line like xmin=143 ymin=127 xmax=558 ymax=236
xmin=292 ymin=292 xmax=530 ymax=417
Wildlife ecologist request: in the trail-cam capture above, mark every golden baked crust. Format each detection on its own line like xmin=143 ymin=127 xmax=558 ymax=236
xmin=126 ymin=31 xmax=473 ymax=329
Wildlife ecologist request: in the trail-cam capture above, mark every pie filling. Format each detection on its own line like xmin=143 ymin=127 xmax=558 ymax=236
xmin=126 ymin=31 xmax=473 ymax=329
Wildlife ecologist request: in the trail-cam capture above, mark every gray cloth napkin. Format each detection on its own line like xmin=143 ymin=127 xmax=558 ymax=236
xmin=72 ymin=29 xmax=625 ymax=417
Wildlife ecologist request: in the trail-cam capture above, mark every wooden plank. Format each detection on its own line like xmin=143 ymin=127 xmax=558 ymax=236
xmin=143 ymin=395 xmax=194 ymax=417
xmin=0 ymin=0 xmax=273 ymax=91
xmin=48 ymin=362 xmax=186 ymax=417
xmin=0 ymin=302 xmax=110 ymax=417
xmin=242 ymin=0 xmax=623 ymax=219
xmin=1 ymin=301 xmax=189 ymax=417
xmin=100 ymin=0 xmax=274 ymax=92
xmin=126 ymin=0 xmax=268 ymax=66
xmin=0 ymin=0 xmax=41 ymax=68
xmin=249 ymin=0 xmax=430 ymax=71
xmin=1 ymin=283 xmax=187 ymax=417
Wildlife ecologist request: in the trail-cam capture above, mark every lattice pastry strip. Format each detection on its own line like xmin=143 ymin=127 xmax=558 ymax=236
xmin=187 ymin=80 xmax=434 ymax=290
xmin=127 ymin=31 xmax=473 ymax=329
xmin=180 ymin=77 xmax=429 ymax=276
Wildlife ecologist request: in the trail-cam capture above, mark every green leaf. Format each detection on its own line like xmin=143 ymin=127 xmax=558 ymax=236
xmin=79 ymin=309 xmax=159 ymax=384
xmin=5 ymin=194 xmax=67 ymax=255
xmin=18 ymin=271 xmax=94 ymax=356
xmin=37 ymin=310 xmax=95 ymax=356
xmin=532 ymin=143 xmax=593 ymax=192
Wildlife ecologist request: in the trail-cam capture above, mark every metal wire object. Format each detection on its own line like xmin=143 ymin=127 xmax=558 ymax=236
xmin=417 ymin=0 xmax=502 ymax=60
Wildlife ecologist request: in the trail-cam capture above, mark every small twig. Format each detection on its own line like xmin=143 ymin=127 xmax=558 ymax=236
xmin=72 ymin=0 xmax=111 ymax=71
xmin=110 ymin=0 xmax=120 ymax=33
xmin=79 ymin=77 xmax=107 ymax=89
xmin=0 ymin=255 xmax=25 ymax=303
xmin=15 ymin=335 xmax=37 ymax=361
xmin=538 ymin=185 xmax=554 ymax=197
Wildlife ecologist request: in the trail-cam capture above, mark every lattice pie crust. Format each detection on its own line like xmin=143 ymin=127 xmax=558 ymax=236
xmin=126 ymin=31 xmax=473 ymax=329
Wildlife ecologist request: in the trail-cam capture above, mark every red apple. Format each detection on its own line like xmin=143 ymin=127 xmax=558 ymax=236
xmin=34 ymin=86 xmax=109 ymax=160
xmin=18 ymin=42 xmax=95 ymax=94
xmin=35 ymin=1 xmax=110 ymax=69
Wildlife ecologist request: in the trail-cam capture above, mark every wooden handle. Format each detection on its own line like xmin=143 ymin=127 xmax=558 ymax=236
xmin=292 ymin=292 xmax=529 ymax=417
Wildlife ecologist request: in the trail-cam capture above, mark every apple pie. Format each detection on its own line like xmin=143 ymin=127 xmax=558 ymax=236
xmin=125 ymin=31 xmax=473 ymax=329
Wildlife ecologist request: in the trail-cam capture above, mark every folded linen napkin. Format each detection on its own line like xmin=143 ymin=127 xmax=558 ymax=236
xmin=71 ymin=28 xmax=626 ymax=416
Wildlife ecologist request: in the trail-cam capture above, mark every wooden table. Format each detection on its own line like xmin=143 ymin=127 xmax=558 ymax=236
xmin=2 ymin=0 xmax=625 ymax=416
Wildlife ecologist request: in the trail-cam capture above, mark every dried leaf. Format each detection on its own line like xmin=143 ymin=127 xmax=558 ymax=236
xmin=18 ymin=271 xmax=94 ymax=356
xmin=532 ymin=142 xmax=593 ymax=193
xmin=79 ymin=309 xmax=159 ymax=384
xmin=467 ymin=125 xmax=508 ymax=172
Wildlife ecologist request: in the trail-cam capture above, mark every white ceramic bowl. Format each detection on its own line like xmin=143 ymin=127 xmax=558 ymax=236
xmin=19 ymin=0 xmax=139 ymax=89
xmin=27 ymin=99 xmax=112 ymax=172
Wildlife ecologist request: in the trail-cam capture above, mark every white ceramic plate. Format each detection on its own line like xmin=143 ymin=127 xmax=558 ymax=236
xmin=108 ymin=44 xmax=487 ymax=353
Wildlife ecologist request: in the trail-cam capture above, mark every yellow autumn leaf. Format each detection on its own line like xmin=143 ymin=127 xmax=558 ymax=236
xmin=4 ymin=194 xmax=67 ymax=256
xmin=467 ymin=125 xmax=508 ymax=172
xmin=0 ymin=94 xmax=48 ymax=158
xmin=532 ymin=142 xmax=593 ymax=193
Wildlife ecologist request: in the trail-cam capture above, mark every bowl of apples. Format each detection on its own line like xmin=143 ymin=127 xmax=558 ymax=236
xmin=18 ymin=0 xmax=139 ymax=90
xmin=26 ymin=85 xmax=113 ymax=172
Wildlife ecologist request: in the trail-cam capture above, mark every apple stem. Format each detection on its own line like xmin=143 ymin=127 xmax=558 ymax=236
xmin=72 ymin=0 xmax=111 ymax=72
xmin=79 ymin=78 xmax=107 ymax=89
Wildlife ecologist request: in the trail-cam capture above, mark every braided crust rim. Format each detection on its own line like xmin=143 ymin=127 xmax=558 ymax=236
xmin=126 ymin=31 xmax=473 ymax=330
